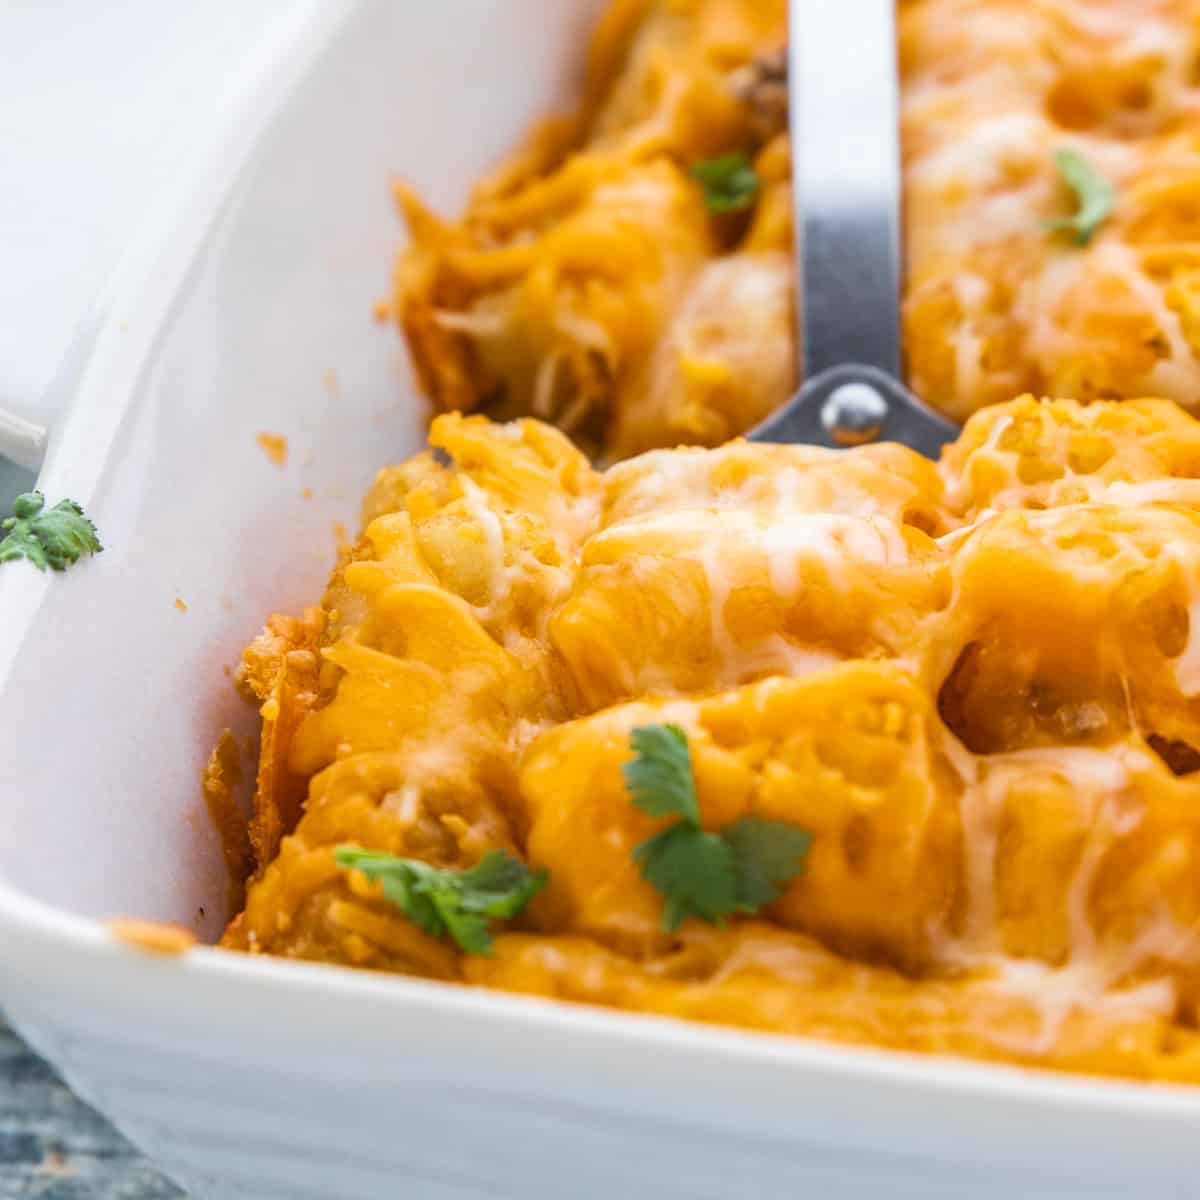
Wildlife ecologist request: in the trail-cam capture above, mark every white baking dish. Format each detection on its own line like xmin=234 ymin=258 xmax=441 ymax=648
xmin=3 ymin=3 xmax=1200 ymax=1196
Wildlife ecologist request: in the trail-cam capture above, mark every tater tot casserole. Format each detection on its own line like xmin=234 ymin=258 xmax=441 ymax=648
xmin=395 ymin=0 xmax=1200 ymax=455
xmin=216 ymin=0 xmax=1200 ymax=1087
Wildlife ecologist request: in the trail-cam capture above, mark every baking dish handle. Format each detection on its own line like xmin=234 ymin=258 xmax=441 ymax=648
xmin=0 ymin=409 xmax=48 ymax=472
xmin=0 ymin=305 xmax=112 ymax=484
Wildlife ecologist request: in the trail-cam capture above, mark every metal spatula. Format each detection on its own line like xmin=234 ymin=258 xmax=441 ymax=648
xmin=749 ymin=0 xmax=956 ymax=458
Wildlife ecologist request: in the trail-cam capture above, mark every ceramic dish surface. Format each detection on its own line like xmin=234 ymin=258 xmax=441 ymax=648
xmin=3 ymin=3 xmax=1200 ymax=1197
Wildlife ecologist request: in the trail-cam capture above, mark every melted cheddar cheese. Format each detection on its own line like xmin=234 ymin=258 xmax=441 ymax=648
xmin=226 ymin=395 xmax=1200 ymax=1084
xmin=393 ymin=0 xmax=1200 ymax=457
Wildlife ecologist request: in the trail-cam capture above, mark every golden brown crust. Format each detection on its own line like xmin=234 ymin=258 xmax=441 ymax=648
xmin=201 ymin=731 xmax=252 ymax=915
xmin=237 ymin=608 xmax=326 ymax=871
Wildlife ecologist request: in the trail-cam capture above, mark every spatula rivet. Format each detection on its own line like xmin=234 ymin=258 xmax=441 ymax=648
xmin=821 ymin=382 xmax=889 ymax=446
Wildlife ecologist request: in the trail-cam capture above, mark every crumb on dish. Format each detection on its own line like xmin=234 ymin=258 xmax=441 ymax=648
xmin=108 ymin=918 xmax=197 ymax=956
xmin=256 ymin=432 xmax=288 ymax=466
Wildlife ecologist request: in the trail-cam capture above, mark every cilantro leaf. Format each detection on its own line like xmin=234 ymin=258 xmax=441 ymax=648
xmin=623 ymin=724 xmax=813 ymax=932
xmin=1044 ymin=147 xmax=1114 ymax=246
xmin=690 ymin=153 xmax=760 ymax=214
xmin=454 ymin=850 xmax=548 ymax=918
xmin=334 ymin=847 xmax=546 ymax=955
xmin=633 ymin=823 xmax=739 ymax=932
xmin=724 ymin=815 xmax=812 ymax=910
xmin=334 ymin=849 xmax=444 ymax=938
xmin=0 ymin=492 xmax=102 ymax=572
xmin=420 ymin=872 xmax=495 ymax=956
xmin=623 ymin=724 xmax=699 ymax=822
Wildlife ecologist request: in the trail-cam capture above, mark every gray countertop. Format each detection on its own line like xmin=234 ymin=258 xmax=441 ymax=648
xmin=0 ymin=1018 xmax=180 ymax=1199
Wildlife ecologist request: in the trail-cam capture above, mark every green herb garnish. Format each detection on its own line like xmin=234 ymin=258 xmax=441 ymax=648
xmin=690 ymin=153 xmax=760 ymax=214
xmin=623 ymin=723 xmax=812 ymax=932
xmin=723 ymin=813 xmax=814 ymax=911
xmin=1044 ymin=147 xmax=1114 ymax=246
xmin=334 ymin=846 xmax=546 ymax=955
xmin=0 ymin=492 xmax=102 ymax=572
xmin=625 ymin=724 xmax=700 ymax=821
